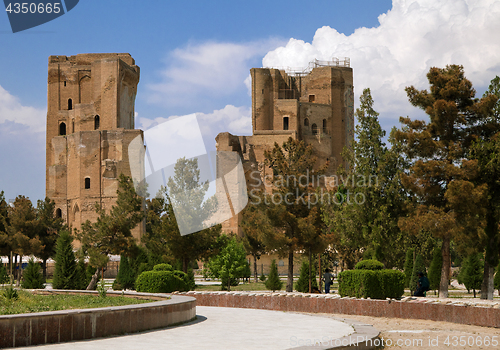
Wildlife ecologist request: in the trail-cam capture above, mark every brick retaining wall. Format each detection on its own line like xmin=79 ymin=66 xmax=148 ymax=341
xmin=0 ymin=291 xmax=196 ymax=348
xmin=184 ymin=291 xmax=500 ymax=328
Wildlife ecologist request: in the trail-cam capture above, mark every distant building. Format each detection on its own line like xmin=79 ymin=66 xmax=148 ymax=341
xmin=216 ymin=58 xmax=354 ymax=235
xmin=45 ymin=53 xmax=145 ymax=241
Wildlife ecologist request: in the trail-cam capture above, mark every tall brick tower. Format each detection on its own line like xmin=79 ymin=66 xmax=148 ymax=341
xmin=216 ymin=58 xmax=354 ymax=234
xmin=45 ymin=53 xmax=144 ymax=240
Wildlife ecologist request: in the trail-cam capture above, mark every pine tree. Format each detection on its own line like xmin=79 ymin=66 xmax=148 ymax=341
xmin=113 ymin=255 xmax=136 ymax=290
xmin=53 ymin=230 xmax=78 ymax=289
xmin=410 ymin=254 xmax=426 ymax=295
xmin=265 ymin=259 xmax=283 ymax=292
xmin=21 ymin=258 xmax=44 ymax=289
xmin=403 ymin=248 xmax=414 ymax=288
xmin=464 ymin=253 xmax=483 ymax=298
xmin=395 ymin=66 xmax=494 ymax=298
xmin=428 ymin=244 xmax=443 ymax=294
xmin=295 ymin=260 xmax=318 ymax=293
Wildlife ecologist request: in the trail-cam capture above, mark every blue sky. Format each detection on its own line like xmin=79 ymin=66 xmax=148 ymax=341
xmin=1 ymin=0 xmax=499 ymax=203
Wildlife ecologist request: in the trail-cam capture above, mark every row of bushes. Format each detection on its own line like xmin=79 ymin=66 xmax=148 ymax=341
xmin=338 ymin=260 xmax=405 ymax=299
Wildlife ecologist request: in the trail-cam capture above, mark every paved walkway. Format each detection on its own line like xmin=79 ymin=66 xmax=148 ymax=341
xmin=20 ymin=307 xmax=355 ymax=350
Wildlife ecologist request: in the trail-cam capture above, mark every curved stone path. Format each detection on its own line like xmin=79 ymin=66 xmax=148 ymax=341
xmin=19 ymin=306 xmax=372 ymax=350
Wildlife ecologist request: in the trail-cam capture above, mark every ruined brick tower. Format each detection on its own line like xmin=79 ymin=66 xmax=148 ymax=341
xmin=216 ymin=58 xmax=354 ymax=234
xmin=45 ymin=53 xmax=144 ymax=240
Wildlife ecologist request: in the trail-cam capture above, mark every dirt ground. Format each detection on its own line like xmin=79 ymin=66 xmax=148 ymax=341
xmin=320 ymin=310 xmax=500 ymax=350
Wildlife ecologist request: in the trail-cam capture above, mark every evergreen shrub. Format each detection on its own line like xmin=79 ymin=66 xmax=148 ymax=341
xmin=21 ymin=259 xmax=45 ymax=289
xmin=153 ymin=263 xmax=173 ymax=272
xmin=135 ymin=264 xmax=193 ymax=293
xmin=338 ymin=269 xmax=405 ymax=299
xmin=113 ymin=255 xmax=137 ymax=290
xmin=0 ymin=263 xmax=8 ymax=284
xmin=265 ymin=259 xmax=282 ymax=292
xmin=354 ymin=259 xmax=384 ymax=271
xmin=295 ymin=261 xmax=318 ymax=293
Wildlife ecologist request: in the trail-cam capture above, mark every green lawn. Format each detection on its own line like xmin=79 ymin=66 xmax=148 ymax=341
xmin=0 ymin=290 xmax=153 ymax=315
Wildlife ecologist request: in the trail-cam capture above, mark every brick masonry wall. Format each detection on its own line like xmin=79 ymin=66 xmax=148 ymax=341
xmin=183 ymin=291 xmax=500 ymax=329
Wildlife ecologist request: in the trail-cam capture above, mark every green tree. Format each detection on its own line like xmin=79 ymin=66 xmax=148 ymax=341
xmin=240 ymin=197 xmax=268 ymax=283
xmin=146 ymin=158 xmax=221 ymax=274
xmin=52 ymin=230 xmax=78 ymax=290
xmin=395 ymin=65 xmax=493 ymax=298
xmin=265 ymin=259 xmax=283 ymax=292
xmin=403 ymin=248 xmax=415 ymax=288
xmin=409 ymin=254 xmax=426 ymax=295
xmin=470 ymin=131 xmax=500 ymax=300
xmin=494 ymin=262 xmax=500 ymax=295
xmin=7 ymin=196 xmax=41 ymax=284
xmin=78 ymin=174 xmax=144 ymax=290
xmin=113 ymin=255 xmax=136 ymax=290
xmin=322 ymin=89 xmax=410 ymax=270
xmin=206 ymin=236 xmax=248 ymax=291
xmin=74 ymin=258 xmax=91 ymax=290
xmin=428 ymin=243 xmax=443 ymax=294
xmin=295 ymin=260 xmax=318 ymax=293
xmin=0 ymin=191 xmax=11 ymax=262
xmin=21 ymin=258 xmax=44 ymax=289
xmin=35 ymin=197 xmax=64 ymax=280
xmin=262 ymin=137 xmax=327 ymax=292
xmin=0 ymin=262 xmax=9 ymax=284
xmin=463 ymin=252 xmax=484 ymax=298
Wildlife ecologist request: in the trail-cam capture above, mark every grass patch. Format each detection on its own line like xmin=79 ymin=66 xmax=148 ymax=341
xmin=0 ymin=290 xmax=152 ymax=315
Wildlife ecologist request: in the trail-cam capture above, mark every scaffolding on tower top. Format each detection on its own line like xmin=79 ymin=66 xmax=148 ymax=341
xmin=265 ymin=57 xmax=350 ymax=76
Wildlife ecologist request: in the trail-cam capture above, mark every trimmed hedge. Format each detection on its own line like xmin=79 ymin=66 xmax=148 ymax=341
xmin=339 ymin=269 xmax=405 ymax=299
xmin=153 ymin=263 xmax=174 ymax=272
xmin=354 ymin=259 xmax=384 ymax=271
xmin=135 ymin=270 xmax=190 ymax=293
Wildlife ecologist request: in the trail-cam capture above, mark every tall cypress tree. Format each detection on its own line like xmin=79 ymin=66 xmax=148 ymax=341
xmin=428 ymin=244 xmax=442 ymax=294
xmin=53 ymin=230 xmax=77 ymax=289
xmin=403 ymin=248 xmax=414 ymax=288
xmin=265 ymin=259 xmax=283 ymax=292
xmin=113 ymin=255 xmax=136 ymax=290
xmin=410 ymin=254 xmax=426 ymax=295
xmin=464 ymin=252 xmax=483 ymax=298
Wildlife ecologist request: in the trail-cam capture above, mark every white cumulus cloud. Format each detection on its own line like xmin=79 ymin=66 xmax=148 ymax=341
xmin=0 ymin=84 xmax=46 ymax=133
xmin=147 ymin=39 xmax=285 ymax=107
xmin=262 ymin=0 xmax=500 ymax=127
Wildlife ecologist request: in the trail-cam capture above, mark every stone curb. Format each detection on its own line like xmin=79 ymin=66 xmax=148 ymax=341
xmin=0 ymin=290 xmax=196 ymax=348
xmin=181 ymin=291 xmax=500 ymax=329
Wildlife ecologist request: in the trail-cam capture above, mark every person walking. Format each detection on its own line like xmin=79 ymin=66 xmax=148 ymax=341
xmin=323 ymin=268 xmax=334 ymax=294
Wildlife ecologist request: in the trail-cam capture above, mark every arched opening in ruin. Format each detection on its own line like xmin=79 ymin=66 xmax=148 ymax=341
xmin=312 ymin=123 xmax=318 ymax=135
xmin=283 ymin=117 xmax=289 ymax=130
xmin=55 ymin=208 xmax=62 ymax=218
xmin=94 ymin=115 xmax=100 ymax=130
xmin=84 ymin=177 xmax=90 ymax=189
xmin=68 ymin=98 xmax=73 ymax=110
xmin=59 ymin=122 xmax=66 ymax=136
